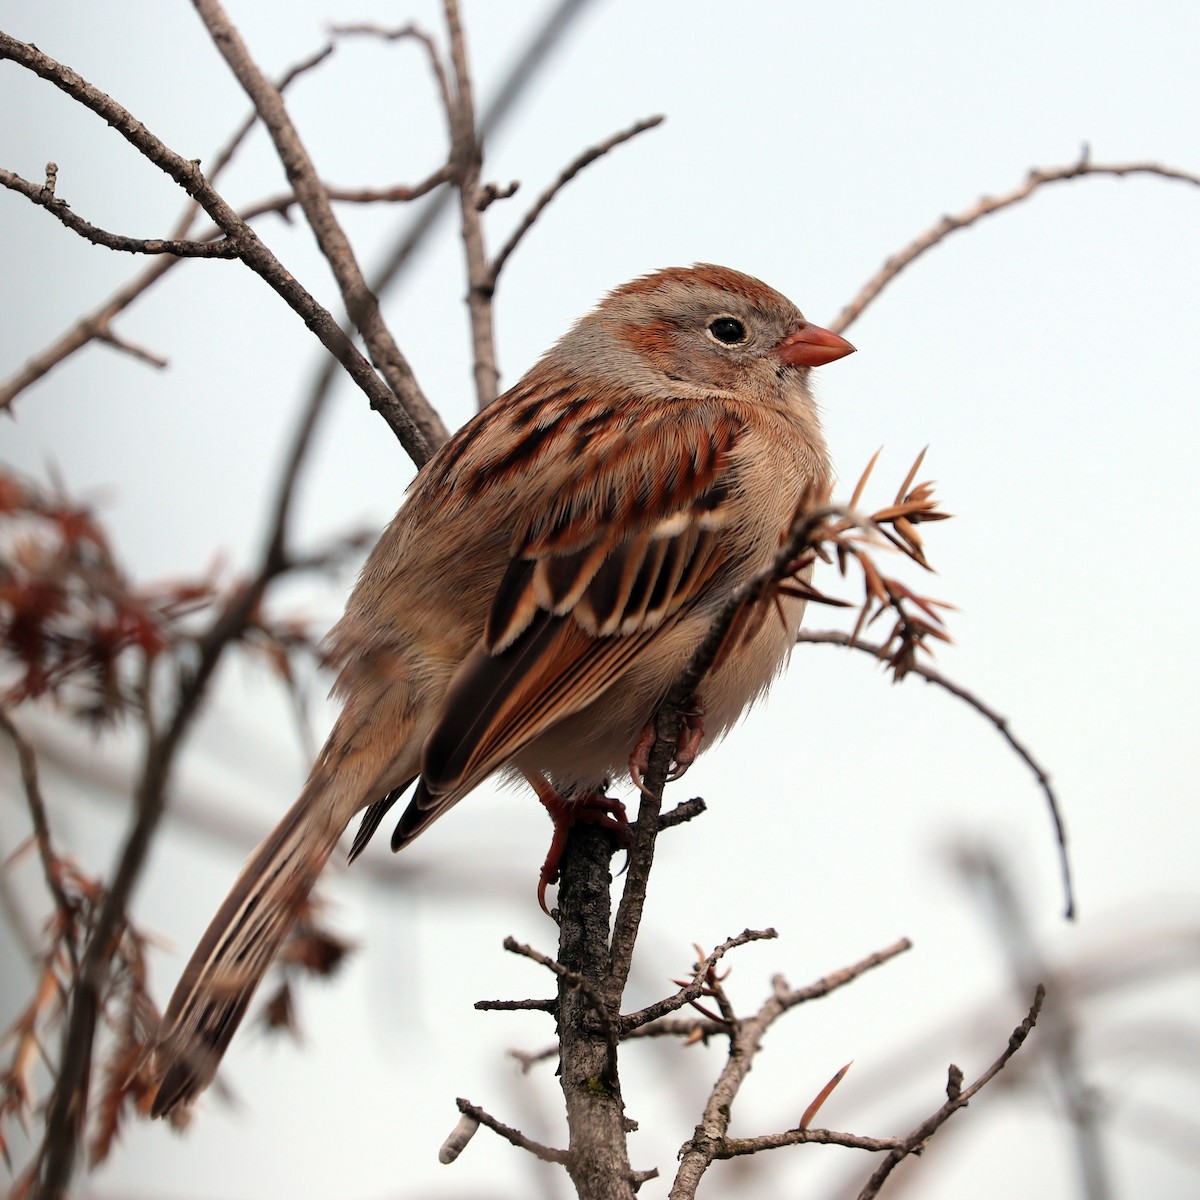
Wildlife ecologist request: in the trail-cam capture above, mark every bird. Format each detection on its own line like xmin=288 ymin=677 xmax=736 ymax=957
xmin=150 ymin=263 xmax=854 ymax=1116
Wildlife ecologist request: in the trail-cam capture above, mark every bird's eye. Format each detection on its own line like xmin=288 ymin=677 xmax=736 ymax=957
xmin=707 ymin=316 xmax=748 ymax=346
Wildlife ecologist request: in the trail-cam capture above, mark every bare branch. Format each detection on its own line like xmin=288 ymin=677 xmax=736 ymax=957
xmin=238 ymin=167 xmax=456 ymax=223
xmin=0 ymin=31 xmax=436 ymax=457
xmin=442 ymin=0 xmax=499 ymax=408
xmin=855 ymin=986 xmax=1045 ymax=1199
xmin=94 ymin=327 xmax=169 ymax=370
xmin=454 ymin=1097 xmax=569 ymax=1165
xmin=656 ymin=796 xmax=707 ymax=829
xmin=0 ymin=43 xmax=334 ymax=410
xmin=0 ymin=168 xmax=242 ymax=255
xmin=0 ymin=710 xmax=73 ymax=930
xmin=620 ymin=929 xmax=777 ymax=1033
xmin=830 ymin=153 xmax=1200 ymax=335
xmin=489 ymin=115 xmax=665 ymax=284
xmin=473 ymin=997 xmax=557 ymax=1013
xmin=31 ymin=307 xmax=344 ymax=1192
xmin=504 ymin=935 xmax=618 ymax=1074
xmin=670 ymin=938 xmax=912 ymax=1199
xmin=190 ymin=0 xmax=445 ymax=456
xmin=795 ymin=629 xmax=1074 ymax=919
xmin=718 ymin=1127 xmax=904 ymax=1157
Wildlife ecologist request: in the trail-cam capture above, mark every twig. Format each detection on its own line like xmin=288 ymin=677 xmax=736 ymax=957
xmin=855 ymin=986 xmax=1045 ymax=1199
xmin=830 ymin=152 xmax=1200 ymax=334
xmin=503 ymin=936 xmax=617 ymax=1071
xmin=190 ymin=0 xmax=443 ymax=459
xmin=0 ymin=31 xmax=435 ymax=459
xmin=31 ymin=292 xmax=342 ymax=1195
xmin=718 ymin=1128 xmax=903 ymax=1157
xmin=0 ymin=169 xmax=241 ymax=256
xmin=795 ymin=629 xmax=1074 ymax=919
xmin=454 ymin=1097 xmax=569 ymax=1164
xmin=305 ymin=0 xmax=600 ymax=413
xmin=442 ymin=0 xmax=499 ymax=408
xmin=0 ymin=43 xmax=334 ymax=410
xmin=237 ymin=168 xmax=456 ymax=223
xmin=0 ymin=711 xmax=73 ymax=931
xmin=656 ymin=797 xmax=707 ymax=830
xmin=670 ymin=938 xmax=912 ymax=1199
xmin=620 ymin=929 xmax=777 ymax=1033
xmin=474 ymin=997 xmax=557 ymax=1012
xmin=95 ymin=327 xmax=169 ymax=370
xmin=488 ymin=115 xmax=665 ymax=283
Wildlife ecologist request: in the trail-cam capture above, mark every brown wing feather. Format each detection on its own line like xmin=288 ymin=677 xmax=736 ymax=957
xmin=387 ymin=390 xmax=746 ymax=848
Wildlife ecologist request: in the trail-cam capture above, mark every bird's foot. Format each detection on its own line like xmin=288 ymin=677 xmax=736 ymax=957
xmin=526 ymin=775 xmax=632 ymax=916
xmin=628 ymin=704 xmax=707 ymax=798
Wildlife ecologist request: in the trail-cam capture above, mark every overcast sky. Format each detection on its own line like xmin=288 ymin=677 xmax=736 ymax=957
xmin=2 ymin=2 xmax=1199 ymax=1198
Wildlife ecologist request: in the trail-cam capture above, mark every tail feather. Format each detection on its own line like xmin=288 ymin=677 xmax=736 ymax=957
xmin=151 ymin=785 xmax=345 ymax=1117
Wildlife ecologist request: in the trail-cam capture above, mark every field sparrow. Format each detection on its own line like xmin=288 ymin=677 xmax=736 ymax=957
xmin=151 ymin=263 xmax=853 ymax=1115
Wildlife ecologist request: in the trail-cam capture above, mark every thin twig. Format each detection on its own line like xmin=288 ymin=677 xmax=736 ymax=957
xmin=0 ymin=43 xmax=334 ymax=409
xmin=669 ymin=938 xmax=912 ymax=1200
xmin=304 ymin=0 xmax=600 ymax=416
xmin=620 ymin=929 xmax=776 ymax=1033
xmin=454 ymin=1097 xmax=569 ymax=1164
xmin=503 ymin=936 xmax=617 ymax=1069
xmin=442 ymin=0 xmax=499 ymax=408
xmin=718 ymin=1127 xmax=904 ymax=1157
xmin=488 ymin=114 xmax=665 ymax=283
xmin=474 ymin=997 xmax=557 ymax=1012
xmin=0 ymin=169 xmax=241 ymax=255
xmin=830 ymin=152 xmax=1200 ymax=335
xmin=32 ymin=297 xmax=343 ymax=1196
xmin=190 ymin=0 xmax=443 ymax=458
xmin=855 ymin=986 xmax=1045 ymax=1199
xmin=0 ymin=32 xmax=434 ymax=458
xmin=0 ymin=711 xmax=73 ymax=930
xmin=795 ymin=628 xmax=1074 ymax=919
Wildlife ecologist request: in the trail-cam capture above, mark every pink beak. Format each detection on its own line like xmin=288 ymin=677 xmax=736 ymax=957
xmin=775 ymin=323 xmax=856 ymax=367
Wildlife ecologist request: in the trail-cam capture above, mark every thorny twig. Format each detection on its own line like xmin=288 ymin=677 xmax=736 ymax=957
xmin=669 ymin=938 xmax=914 ymax=1199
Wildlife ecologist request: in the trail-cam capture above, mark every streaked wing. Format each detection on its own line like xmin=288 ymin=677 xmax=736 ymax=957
xmin=388 ymin=392 xmax=747 ymax=844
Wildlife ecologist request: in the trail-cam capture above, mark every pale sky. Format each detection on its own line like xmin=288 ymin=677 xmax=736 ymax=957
xmin=2 ymin=2 xmax=1198 ymax=1198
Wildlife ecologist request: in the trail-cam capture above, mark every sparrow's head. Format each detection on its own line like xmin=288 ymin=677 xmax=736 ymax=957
xmin=575 ymin=263 xmax=854 ymax=397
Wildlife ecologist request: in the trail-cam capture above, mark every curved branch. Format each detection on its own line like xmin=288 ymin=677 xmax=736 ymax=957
xmin=830 ymin=153 xmax=1200 ymax=335
xmin=488 ymin=114 xmax=665 ymax=286
xmin=795 ymin=629 xmax=1074 ymax=919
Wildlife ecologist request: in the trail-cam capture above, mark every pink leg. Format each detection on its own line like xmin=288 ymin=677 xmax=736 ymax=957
xmin=525 ymin=773 xmax=631 ymax=915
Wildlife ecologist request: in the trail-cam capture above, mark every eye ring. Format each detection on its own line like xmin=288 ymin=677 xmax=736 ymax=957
xmin=707 ymin=315 xmax=749 ymax=346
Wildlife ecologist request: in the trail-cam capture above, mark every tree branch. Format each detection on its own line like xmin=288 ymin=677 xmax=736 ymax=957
xmin=0 ymin=30 xmax=437 ymax=458
xmin=442 ymin=0 xmax=499 ymax=408
xmin=190 ymin=0 xmax=445 ymax=457
xmin=830 ymin=152 xmax=1200 ymax=335
xmin=489 ymin=115 xmax=664 ymax=285
xmin=795 ymin=629 xmax=1074 ymax=919
xmin=0 ymin=41 xmax=335 ymax=409
xmin=855 ymin=986 xmax=1045 ymax=1199
xmin=0 ymin=168 xmax=242 ymax=255
xmin=669 ymin=938 xmax=913 ymax=1199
